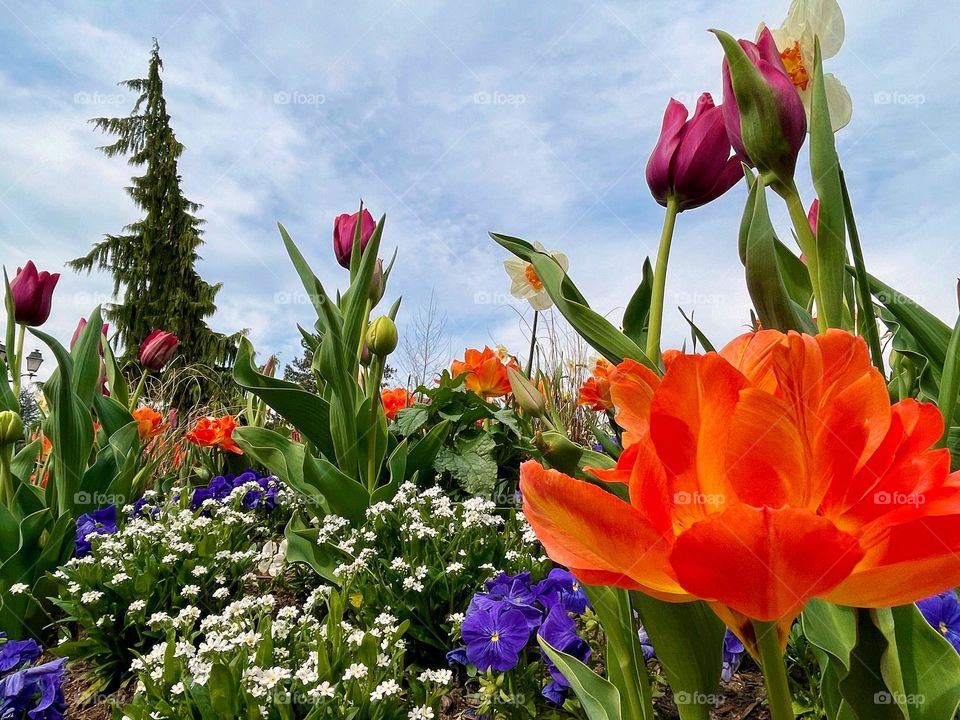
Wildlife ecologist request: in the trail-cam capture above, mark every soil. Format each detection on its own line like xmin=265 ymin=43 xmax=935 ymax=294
xmin=60 ymin=661 xmax=135 ymax=720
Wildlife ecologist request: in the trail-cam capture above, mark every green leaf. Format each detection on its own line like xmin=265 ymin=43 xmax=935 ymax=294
xmin=938 ymin=310 xmax=960 ymax=435
xmin=742 ymin=179 xmax=803 ymax=332
xmin=538 ymin=637 xmax=622 ymax=720
xmin=631 ymin=594 xmax=724 ymax=720
xmin=283 ymin=514 xmax=346 ymax=584
xmin=208 ymin=663 xmax=238 ymax=719
xmin=622 ymin=257 xmax=654 ymax=348
xmin=70 ymin=306 xmax=106 ymax=406
xmin=586 ymin=586 xmax=654 ymax=720
xmin=435 ymin=433 xmax=497 ymax=496
xmin=394 ymin=405 xmax=429 ymax=435
xmin=808 ymin=39 xmax=846 ymax=330
xmin=406 ymin=419 xmax=451 ymax=480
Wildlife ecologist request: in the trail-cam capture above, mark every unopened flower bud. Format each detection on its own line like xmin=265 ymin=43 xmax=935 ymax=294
xmin=534 ymin=431 xmax=583 ymax=475
xmin=507 ymin=367 xmax=545 ymax=417
xmin=366 ymin=316 xmax=398 ymax=357
xmin=369 ymin=258 xmax=385 ymax=305
xmin=0 ymin=411 xmax=24 ymax=446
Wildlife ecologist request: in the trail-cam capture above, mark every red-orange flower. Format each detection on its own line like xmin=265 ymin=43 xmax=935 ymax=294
xmin=184 ymin=415 xmax=242 ymax=454
xmin=451 ymin=347 xmax=519 ymax=399
xmin=521 ymin=329 xmax=960 ymax=650
xmin=577 ymin=358 xmax=614 ymax=411
xmin=381 ymin=388 xmax=414 ymax=421
xmin=132 ymin=406 xmax=168 ymax=441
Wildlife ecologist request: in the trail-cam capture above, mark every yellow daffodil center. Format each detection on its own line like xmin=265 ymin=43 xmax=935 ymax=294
xmin=524 ymin=263 xmax=544 ymax=291
xmin=490 ymin=631 xmax=500 ymax=642
xmin=780 ymin=41 xmax=810 ymax=90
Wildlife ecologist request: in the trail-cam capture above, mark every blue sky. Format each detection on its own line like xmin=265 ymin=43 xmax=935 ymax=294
xmin=2 ymin=1 xmax=958 ymax=380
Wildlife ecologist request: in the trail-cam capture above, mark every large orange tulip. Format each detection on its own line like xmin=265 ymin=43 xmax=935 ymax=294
xmin=521 ymin=329 xmax=960 ymax=649
xmin=451 ymin=347 xmax=518 ymax=399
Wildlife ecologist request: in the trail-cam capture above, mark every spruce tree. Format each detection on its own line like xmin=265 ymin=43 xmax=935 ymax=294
xmin=69 ymin=40 xmax=237 ymax=378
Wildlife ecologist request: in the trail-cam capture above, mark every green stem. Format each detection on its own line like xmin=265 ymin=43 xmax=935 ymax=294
xmin=366 ymin=356 xmax=384 ymax=494
xmin=752 ymin=620 xmax=796 ymax=720
xmin=0 ymin=447 xmax=13 ymax=507
xmin=778 ymin=181 xmax=826 ymax=333
xmin=645 ymin=195 xmax=680 ymax=365
xmin=11 ymin=324 xmax=25 ymax=400
xmin=525 ymin=311 xmax=538 ymax=378
xmin=839 ymin=168 xmax=885 ymax=374
xmin=129 ymin=370 xmax=148 ymax=410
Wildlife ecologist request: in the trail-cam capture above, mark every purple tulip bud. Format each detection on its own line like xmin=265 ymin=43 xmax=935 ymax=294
xmin=139 ymin=329 xmax=179 ymax=371
xmin=333 ymin=208 xmax=376 ymax=269
xmin=646 ymin=93 xmax=742 ymax=212
xmin=721 ymin=27 xmax=806 ymax=180
xmin=9 ymin=260 xmax=59 ymax=327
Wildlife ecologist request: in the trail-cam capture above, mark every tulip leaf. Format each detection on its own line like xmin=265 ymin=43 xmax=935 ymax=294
xmin=677 ymin=307 xmax=715 ymax=353
xmin=775 ymin=236 xmax=814 ymax=310
xmin=490 ymin=232 xmax=652 ymax=368
xmin=622 ymin=257 xmax=654 ymax=348
xmin=586 ymin=586 xmax=654 ymax=720
xmin=631 ymin=593 xmax=724 ymax=720
xmin=538 ymin=636 xmax=623 ymax=720
xmin=341 ymin=214 xmax=385 ymax=369
xmin=233 ymin=337 xmax=335 ymax=457
xmin=283 ymin=513 xmax=345 ymax=584
xmin=70 ymin=306 xmax=105 ymax=406
xmin=742 ymin=179 xmax=805 ymax=332
xmin=938 ymin=310 xmax=960 ymax=436
xmin=808 ymin=39 xmax=847 ymax=330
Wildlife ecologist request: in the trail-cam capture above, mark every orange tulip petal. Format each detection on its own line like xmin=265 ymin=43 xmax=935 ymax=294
xmin=519 ymin=460 xmax=687 ymax=599
xmin=719 ymin=329 xmax=785 ymax=391
xmin=670 ymin=504 xmax=863 ymax=621
xmin=607 ymin=359 xmax=660 ymax=446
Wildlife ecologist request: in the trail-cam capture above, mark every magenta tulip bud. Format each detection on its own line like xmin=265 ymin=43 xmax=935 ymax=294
xmin=333 ymin=208 xmax=376 ymax=269
xmin=646 ymin=93 xmax=742 ymax=212
xmin=721 ymin=27 xmax=806 ymax=181
xmin=9 ymin=261 xmax=59 ymax=327
xmin=807 ymin=198 xmax=820 ymax=237
xmin=139 ymin=330 xmax=179 ymax=371
xmin=70 ymin=318 xmax=109 ymax=351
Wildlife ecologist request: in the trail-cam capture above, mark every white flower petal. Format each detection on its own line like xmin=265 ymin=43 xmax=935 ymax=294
xmin=780 ymin=0 xmax=844 ymax=59
xmin=823 ymin=73 xmax=852 ymax=131
xmin=528 ymin=290 xmax=554 ymax=311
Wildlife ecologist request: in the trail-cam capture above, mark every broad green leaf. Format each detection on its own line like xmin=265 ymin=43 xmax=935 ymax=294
xmin=622 ymin=257 xmax=654 ymax=348
xmin=539 ymin=637 xmax=622 ymax=720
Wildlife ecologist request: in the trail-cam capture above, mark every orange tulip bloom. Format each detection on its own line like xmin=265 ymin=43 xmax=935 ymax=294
xmin=132 ymin=406 xmax=168 ymax=441
xmin=381 ymin=388 xmax=414 ymax=421
xmin=184 ymin=415 xmax=243 ymax=454
xmin=451 ymin=347 xmax=519 ymax=399
xmin=577 ymin=358 xmax=614 ymax=411
xmin=521 ymin=329 xmax=960 ymax=649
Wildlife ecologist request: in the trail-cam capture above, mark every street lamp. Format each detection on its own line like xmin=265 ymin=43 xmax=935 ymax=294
xmin=25 ymin=350 xmax=43 ymax=377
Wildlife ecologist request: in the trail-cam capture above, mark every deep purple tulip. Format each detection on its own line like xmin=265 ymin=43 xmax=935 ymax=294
xmin=138 ymin=330 xmax=179 ymax=371
xmin=646 ymin=93 xmax=741 ymax=212
xmin=9 ymin=261 xmax=59 ymax=327
xmin=333 ymin=208 xmax=376 ymax=268
xmin=721 ymin=27 xmax=806 ymax=180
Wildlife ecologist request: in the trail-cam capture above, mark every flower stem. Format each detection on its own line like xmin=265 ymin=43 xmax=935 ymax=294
xmin=11 ymin=324 xmax=25 ymax=400
xmin=778 ymin=181 xmax=826 ymax=333
xmin=645 ymin=195 xmax=680 ymax=365
xmin=525 ymin=311 xmax=539 ymax=377
xmin=752 ymin=620 xmax=795 ymax=720
xmin=0 ymin=446 xmax=13 ymax=507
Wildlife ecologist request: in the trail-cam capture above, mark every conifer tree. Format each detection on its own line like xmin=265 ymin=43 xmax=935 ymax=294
xmin=69 ymin=40 xmax=237 ymax=376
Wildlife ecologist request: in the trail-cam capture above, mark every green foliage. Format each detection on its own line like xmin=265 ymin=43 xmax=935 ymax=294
xmin=68 ymin=40 xmax=238 ymax=382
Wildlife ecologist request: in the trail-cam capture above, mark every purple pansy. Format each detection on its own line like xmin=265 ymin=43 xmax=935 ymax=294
xmin=461 ymin=604 xmax=531 ymax=672
xmin=0 ymin=638 xmax=41 ymax=673
xmin=721 ymin=629 xmax=746 ymax=682
xmin=917 ymin=590 xmax=960 ymax=654
xmin=537 ymin=603 xmax=591 ymax=704
xmin=534 ymin=569 xmax=591 ymax=615
xmin=74 ymin=506 xmax=118 ymax=558
xmin=190 ymin=470 xmax=278 ymax=512
xmin=0 ymin=636 xmax=66 ymax=720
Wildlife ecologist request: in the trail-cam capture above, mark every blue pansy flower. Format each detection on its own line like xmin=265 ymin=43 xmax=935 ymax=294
xmin=917 ymin=590 xmax=960 ymax=654
xmin=534 ymin=569 xmax=591 ymax=615
xmin=74 ymin=506 xmax=118 ymax=558
xmin=637 ymin=623 xmax=656 ymax=661
xmin=461 ymin=604 xmax=531 ymax=672
xmin=721 ymin=629 xmax=745 ymax=681
xmin=0 ymin=654 xmax=67 ymax=720
xmin=0 ymin=638 xmax=41 ymax=673
xmin=537 ymin=604 xmax=591 ymax=704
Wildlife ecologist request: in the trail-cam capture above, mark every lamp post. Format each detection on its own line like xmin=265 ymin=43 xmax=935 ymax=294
xmin=25 ymin=350 xmax=43 ymax=379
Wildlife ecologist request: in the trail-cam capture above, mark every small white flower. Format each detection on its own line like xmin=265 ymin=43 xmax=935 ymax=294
xmin=343 ymin=663 xmax=367 ymax=680
xmin=370 ymin=679 xmax=401 ymax=701
xmin=9 ymin=583 xmax=28 ymax=595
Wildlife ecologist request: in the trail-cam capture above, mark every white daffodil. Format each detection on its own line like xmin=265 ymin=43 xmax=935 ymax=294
xmin=503 ymin=241 xmax=569 ymax=311
xmin=762 ymin=0 xmax=852 ymax=131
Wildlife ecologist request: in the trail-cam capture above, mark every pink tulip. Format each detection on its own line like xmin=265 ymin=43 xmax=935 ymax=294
xmin=70 ymin=318 xmax=109 ymax=351
xmin=333 ymin=208 xmax=376 ymax=268
xmin=721 ymin=27 xmax=806 ymax=180
xmin=139 ymin=330 xmax=179 ymax=371
xmin=9 ymin=261 xmax=59 ymax=327
xmin=807 ymin=198 xmax=820 ymax=237
xmin=646 ymin=93 xmax=742 ymax=211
